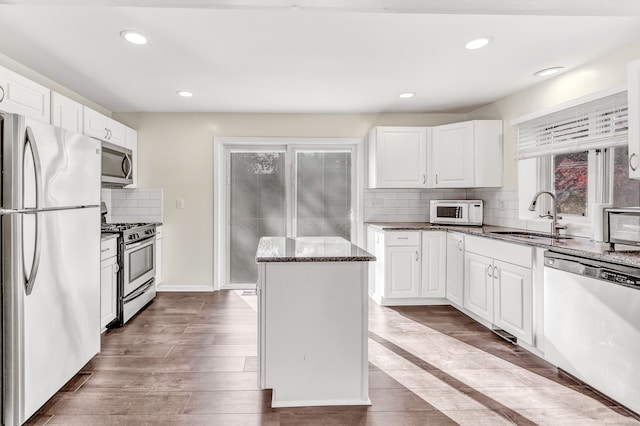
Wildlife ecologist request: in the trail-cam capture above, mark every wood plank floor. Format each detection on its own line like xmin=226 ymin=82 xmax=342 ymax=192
xmin=27 ymin=291 xmax=640 ymax=425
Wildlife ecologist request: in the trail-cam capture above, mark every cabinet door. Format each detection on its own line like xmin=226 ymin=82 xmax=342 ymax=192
xmin=421 ymin=231 xmax=446 ymax=298
xmin=493 ymin=260 xmax=533 ymax=345
xmin=0 ymin=65 xmax=50 ymax=122
xmin=629 ymin=59 xmax=640 ymax=179
xmin=100 ymin=256 xmax=118 ymax=330
xmin=51 ymin=92 xmax=82 ymax=133
xmin=464 ymin=251 xmax=494 ymax=322
xmin=370 ymin=127 xmax=427 ymax=188
xmin=108 ymin=119 xmax=126 ymax=147
xmin=83 ymin=106 xmax=108 ymax=141
xmin=385 ymin=246 xmax=421 ymax=298
xmin=446 ymin=233 xmax=464 ymax=306
xmin=124 ymin=126 xmax=138 ymax=188
xmin=431 ymin=122 xmax=474 ymax=188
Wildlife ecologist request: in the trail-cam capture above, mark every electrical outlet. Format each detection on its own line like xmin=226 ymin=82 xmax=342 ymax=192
xmin=371 ymin=199 xmax=384 ymax=207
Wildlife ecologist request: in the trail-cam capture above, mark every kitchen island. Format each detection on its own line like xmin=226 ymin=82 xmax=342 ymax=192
xmin=255 ymin=236 xmax=375 ymax=408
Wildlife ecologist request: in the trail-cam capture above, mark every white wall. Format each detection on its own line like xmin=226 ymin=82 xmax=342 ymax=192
xmin=468 ymin=39 xmax=640 ymax=187
xmin=113 ymin=112 xmax=465 ymax=289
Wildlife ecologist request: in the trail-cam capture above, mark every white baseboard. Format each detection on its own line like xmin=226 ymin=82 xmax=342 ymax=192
xmin=156 ymin=283 xmax=215 ymax=292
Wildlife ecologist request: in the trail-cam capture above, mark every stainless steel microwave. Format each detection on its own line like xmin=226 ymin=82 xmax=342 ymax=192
xmin=603 ymin=207 xmax=640 ymax=250
xmin=101 ymin=141 xmax=133 ymax=187
xmin=430 ymin=200 xmax=483 ymax=226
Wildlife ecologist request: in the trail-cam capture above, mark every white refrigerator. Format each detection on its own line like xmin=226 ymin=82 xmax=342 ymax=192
xmin=1 ymin=113 xmax=101 ymax=424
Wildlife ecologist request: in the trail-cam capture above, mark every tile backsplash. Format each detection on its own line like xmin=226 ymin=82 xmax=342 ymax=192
xmin=102 ymin=188 xmax=163 ymax=223
xmin=365 ymin=186 xmax=524 ymax=229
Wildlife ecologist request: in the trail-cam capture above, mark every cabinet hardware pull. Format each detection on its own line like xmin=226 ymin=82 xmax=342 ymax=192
xmin=435 ymin=174 xmax=438 ymax=184
xmin=101 ymin=248 xmax=109 ymax=252
xmin=104 ymin=128 xmax=109 ymax=139
xmin=0 ymin=85 xmax=5 ymax=102
xmin=487 ymin=265 xmax=492 ymax=277
xmin=457 ymin=240 xmax=462 ymax=251
xmin=493 ymin=266 xmax=498 ymax=279
xmin=398 ymin=237 xmax=409 ymax=239
xmin=630 ymin=153 xmax=638 ymax=171
xmin=415 ymin=251 xmax=419 ymax=262
xmin=422 ymin=174 xmax=426 ymax=184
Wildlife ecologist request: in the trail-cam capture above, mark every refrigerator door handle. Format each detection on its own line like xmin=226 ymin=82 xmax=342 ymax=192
xmin=25 ymin=126 xmax=44 ymax=209
xmin=24 ymin=126 xmax=44 ymax=295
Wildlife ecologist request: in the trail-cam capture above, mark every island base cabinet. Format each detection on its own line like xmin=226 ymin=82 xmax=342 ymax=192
xmin=257 ymin=262 xmax=370 ymax=408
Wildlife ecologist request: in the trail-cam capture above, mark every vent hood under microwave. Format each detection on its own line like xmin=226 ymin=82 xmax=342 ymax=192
xmin=102 ymin=141 xmax=133 ymax=187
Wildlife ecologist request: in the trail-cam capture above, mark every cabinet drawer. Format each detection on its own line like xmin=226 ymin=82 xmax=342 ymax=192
xmin=100 ymin=238 xmax=118 ymax=260
xmin=385 ymin=231 xmax=420 ymax=246
xmin=465 ymin=235 xmax=532 ymax=268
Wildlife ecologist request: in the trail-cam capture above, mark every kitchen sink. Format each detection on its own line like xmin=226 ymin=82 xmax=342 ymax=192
xmin=489 ymin=231 xmax=572 ymax=240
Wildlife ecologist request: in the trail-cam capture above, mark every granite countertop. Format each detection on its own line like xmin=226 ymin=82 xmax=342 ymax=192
xmin=256 ymin=236 xmax=375 ymax=263
xmin=366 ymin=222 xmax=640 ymax=268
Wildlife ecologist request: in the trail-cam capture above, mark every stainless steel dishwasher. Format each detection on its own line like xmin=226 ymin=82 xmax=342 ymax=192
xmin=544 ymin=251 xmax=640 ymax=415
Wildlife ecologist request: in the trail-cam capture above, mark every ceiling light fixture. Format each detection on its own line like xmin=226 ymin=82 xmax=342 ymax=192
xmin=399 ymin=92 xmax=415 ymax=99
xmin=534 ymin=67 xmax=565 ymax=77
xmin=465 ymin=37 xmax=492 ymax=50
xmin=120 ymin=30 xmax=149 ymax=45
xmin=177 ymin=91 xmax=193 ymax=97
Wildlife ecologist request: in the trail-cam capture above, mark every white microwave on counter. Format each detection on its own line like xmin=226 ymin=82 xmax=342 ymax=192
xmin=430 ymin=200 xmax=483 ymax=226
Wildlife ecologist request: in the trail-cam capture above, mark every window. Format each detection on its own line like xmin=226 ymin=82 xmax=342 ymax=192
xmin=553 ymin=152 xmax=589 ymax=216
xmin=516 ymin=89 xmax=635 ymax=230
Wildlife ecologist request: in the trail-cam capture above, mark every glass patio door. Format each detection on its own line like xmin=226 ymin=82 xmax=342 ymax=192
xmin=224 ymin=144 xmax=356 ymax=288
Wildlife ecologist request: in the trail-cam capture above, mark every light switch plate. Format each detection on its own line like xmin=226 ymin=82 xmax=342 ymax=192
xmin=176 ymin=198 xmax=185 ymax=209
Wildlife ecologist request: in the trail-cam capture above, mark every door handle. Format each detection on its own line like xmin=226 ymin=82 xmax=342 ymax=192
xmin=630 ymin=153 xmax=638 ymax=171
xmin=122 ymin=154 xmax=133 ymax=179
xmin=23 ymin=127 xmax=43 ymax=295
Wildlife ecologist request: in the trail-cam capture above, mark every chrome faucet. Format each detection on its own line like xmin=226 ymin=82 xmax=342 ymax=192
xmin=528 ymin=191 xmax=567 ymax=237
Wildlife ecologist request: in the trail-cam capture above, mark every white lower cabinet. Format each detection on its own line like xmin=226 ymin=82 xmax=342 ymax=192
xmin=445 ymin=233 xmax=464 ymax=306
xmin=464 ymin=251 xmax=494 ymax=321
xmin=421 ymin=231 xmax=446 ymax=298
xmin=367 ymin=227 xmax=447 ymax=305
xmin=463 ymin=235 xmax=533 ymax=345
xmin=100 ymin=238 xmax=118 ymax=331
xmin=385 ymin=245 xmax=421 ymax=298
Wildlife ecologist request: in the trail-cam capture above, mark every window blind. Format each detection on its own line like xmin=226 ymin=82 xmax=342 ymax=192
xmin=516 ymin=91 xmax=628 ymax=159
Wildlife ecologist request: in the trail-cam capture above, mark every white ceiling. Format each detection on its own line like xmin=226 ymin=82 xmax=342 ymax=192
xmin=0 ymin=2 xmax=640 ymax=113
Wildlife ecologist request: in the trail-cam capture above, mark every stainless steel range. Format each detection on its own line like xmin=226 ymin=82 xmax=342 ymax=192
xmin=101 ymin=222 xmax=157 ymax=327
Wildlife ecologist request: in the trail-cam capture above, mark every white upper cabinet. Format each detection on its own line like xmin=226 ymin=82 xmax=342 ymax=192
xmin=83 ymin=106 xmax=109 ymax=141
xmin=0 ymin=65 xmax=50 ymax=122
xmin=368 ymin=126 xmax=428 ymax=188
xmin=429 ymin=120 xmax=503 ymax=188
xmin=51 ymin=92 xmax=82 ymax=133
xmin=628 ymin=59 xmax=640 ymax=179
xmin=83 ymin=106 xmax=126 ymax=146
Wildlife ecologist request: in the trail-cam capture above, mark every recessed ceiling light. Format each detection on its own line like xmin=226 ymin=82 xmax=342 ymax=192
xmin=534 ymin=67 xmax=565 ymax=77
xmin=120 ymin=30 xmax=149 ymax=45
xmin=465 ymin=37 xmax=492 ymax=50
xmin=399 ymin=92 xmax=415 ymax=99
xmin=177 ymin=91 xmax=193 ymax=97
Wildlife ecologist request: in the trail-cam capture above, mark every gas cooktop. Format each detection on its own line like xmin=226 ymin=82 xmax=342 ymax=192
xmin=101 ymin=223 xmax=153 ymax=232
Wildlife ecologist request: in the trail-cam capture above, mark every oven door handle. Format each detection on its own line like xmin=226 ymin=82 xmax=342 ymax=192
xmin=126 ymin=238 xmax=154 ymax=250
xmin=123 ymin=280 xmax=154 ymax=303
